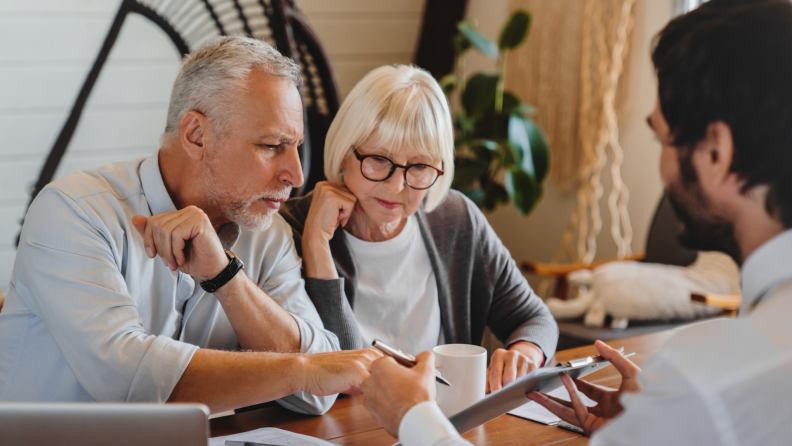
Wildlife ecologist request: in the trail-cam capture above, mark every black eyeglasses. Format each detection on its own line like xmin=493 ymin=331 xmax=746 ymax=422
xmin=352 ymin=148 xmax=444 ymax=190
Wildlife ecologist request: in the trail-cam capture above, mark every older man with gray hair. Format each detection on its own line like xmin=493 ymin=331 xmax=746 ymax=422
xmin=0 ymin=36 xmax=380 ymax=415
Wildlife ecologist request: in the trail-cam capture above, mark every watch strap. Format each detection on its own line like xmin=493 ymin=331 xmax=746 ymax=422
xmin=200 ymin=249 xmax=244 ymax=293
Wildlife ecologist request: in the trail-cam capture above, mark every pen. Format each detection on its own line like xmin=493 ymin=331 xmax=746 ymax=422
xmin=372 ymin=339 xmax=452 ymax=387
xmin=557 ymin=420 xmax=585 ymax=435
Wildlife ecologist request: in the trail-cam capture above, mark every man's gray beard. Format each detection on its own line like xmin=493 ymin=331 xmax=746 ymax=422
xmin=200 ymin=165 xmax=291 ymax=231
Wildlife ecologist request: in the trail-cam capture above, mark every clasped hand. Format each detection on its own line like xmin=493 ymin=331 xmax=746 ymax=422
xmin=527 ymin=340 xmax=642 ymax=436
xmin=131 ymin=206 xmax=228 ymax=282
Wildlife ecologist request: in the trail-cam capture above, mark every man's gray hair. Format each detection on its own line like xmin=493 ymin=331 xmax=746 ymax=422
xmin=163 ymin=36 xmax=302 ymax=141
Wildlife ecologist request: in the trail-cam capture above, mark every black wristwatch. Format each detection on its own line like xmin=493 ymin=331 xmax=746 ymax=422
xmin=200 ymin=249 xmax=244 ymax=293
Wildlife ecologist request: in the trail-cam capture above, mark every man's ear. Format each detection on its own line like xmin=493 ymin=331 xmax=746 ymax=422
xmin=179 ymin=111 xmax=208 ymax=161
xmin=696 ymin=121 xmax=735 ymax=189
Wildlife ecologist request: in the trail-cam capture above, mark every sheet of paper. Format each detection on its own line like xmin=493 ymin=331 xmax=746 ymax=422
xmin=209 ymin=427 xmax=340 ymax=446
xmin=507 ymin=385 xmax=600 ymax=425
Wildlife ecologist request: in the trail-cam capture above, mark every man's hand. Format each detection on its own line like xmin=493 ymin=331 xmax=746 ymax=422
xmin=302 ymin=182 xmax=358 ymax=280
xmin=360 ymin=351 xmax=437 ymax=438
xmin=527 ymin=340 xmax=642 ymax=436
xmin=301 ymin=348 xmax=384 ymax=396
xmin=132 ymin=206 xmax=227 ymax=282
xmin=486 ymin=342 xmax=542 ymax=393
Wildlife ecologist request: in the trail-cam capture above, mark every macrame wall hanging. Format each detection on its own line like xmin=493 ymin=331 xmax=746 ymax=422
xmin=506 ymin=0 xmax=637 ymax=287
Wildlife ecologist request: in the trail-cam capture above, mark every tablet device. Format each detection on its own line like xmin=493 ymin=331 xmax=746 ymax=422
xmin=448 ymin=352 xmax=632 ymax=435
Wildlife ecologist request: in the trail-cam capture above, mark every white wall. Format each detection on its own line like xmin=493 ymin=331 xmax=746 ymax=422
xmin=0 ymin=0 xmax=183 ymax=292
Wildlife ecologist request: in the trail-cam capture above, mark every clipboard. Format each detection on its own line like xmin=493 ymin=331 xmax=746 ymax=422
xmin=447 ymin=349 xmax=635 ymax=435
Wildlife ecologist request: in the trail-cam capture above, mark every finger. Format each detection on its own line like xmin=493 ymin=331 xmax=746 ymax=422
xmin=502 ymin=353 xmax=518 ymax=387
xmin=164 ymin=210 xmax=197 ymax=269
xmin=544 ymin=394 xmax=574 ymax=408
xmin=488 ymin=353 xmax=505 ymax=393
xmin=143 ymin=214 xmax=157 ymax=259
xmin=561 ymin=374 xmax=591 ymax=426
xmin=414 ymin=351 xmax=435 ymax=377
xmin=149 ymin=216 xmax=173 ymax=269
xmin=594 ymin=340 xmax=641 ymax=378
xmin=338 ymin=198 xmax=356 ymax=227
xmin=171 ymin=213 xmax=203 ymax=268
xmin=131 ymin=215 xmax=148 ymax=238
xmin=527 ymin=392 xmax=581 ymax=426
xmin=156 ymin=212 xmax=193 ymax=271
xmin=517 ymin=355 xmax=531 ymax=377
xmin=573 ymin=378 xmax=606 ymax=402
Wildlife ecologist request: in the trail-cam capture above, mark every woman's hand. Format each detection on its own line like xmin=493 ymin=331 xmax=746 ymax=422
xmin=303 ymin=182 xmax=358 ymax=279
xmin=486 ymin=342 xmax=542 ymax=393
xmin=527 ymin=340 xmax=642 ymax=436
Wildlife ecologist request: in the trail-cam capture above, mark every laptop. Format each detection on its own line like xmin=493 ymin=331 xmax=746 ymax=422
xmin=0 ymin=403 xmax=210 ymax=446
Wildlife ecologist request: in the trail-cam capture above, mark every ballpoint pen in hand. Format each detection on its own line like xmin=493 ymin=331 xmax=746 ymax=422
xmin=372 ymin=339 xmax=451 ymax=387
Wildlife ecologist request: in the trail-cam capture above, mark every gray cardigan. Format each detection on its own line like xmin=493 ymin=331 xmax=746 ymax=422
xmin=279 ymin=190 xmax=559 ymax=359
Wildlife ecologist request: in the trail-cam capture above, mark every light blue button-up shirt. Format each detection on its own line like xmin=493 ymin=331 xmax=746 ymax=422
xmin=0 ymin=153 xmax=339 ymax=414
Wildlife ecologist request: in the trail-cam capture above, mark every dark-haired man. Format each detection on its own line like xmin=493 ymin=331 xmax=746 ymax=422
xmin=360 ymin=0 xmax=792 ymax=444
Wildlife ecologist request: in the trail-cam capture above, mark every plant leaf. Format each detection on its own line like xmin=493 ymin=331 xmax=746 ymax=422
xmin=505 ymin=168 xmax=542 ymax=214
xmin=458 ymin=22 xmax=498 ymax=59
xmin=454 ymin=113 xmax=475 ymax=136
xmin=499 ymin=10 xmax=532 ymax=51
xmin=455 ymin=138 xmax=500 ymax=151
xmin=452 ymin=156 xmax=489 ymax=190
xmin=453 ymin=33 xmax=472 ymax=55
xmin=439 ymin=74 xmax=458 ymax=96
xmin=462 ymin=73 xmax=499 ymax=118
xmin=501 ymin=92 xmax=521 ymax=114
xmin=482 ymin=183 xmax=509 ymax=211
xmin=508 ymin=115 xmax=550 ymax=182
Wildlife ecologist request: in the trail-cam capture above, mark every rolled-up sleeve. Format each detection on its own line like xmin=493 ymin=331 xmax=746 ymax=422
xmin=16 ymin=189 xmax=197 ymax=402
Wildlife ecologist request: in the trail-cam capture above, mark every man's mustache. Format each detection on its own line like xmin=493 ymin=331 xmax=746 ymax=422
xmin=260 ymin=187 xmax=292 ymax=202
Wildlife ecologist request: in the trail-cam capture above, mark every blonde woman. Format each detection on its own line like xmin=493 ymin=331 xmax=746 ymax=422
xmin=280 ymin=65 xmax=558 ymax=392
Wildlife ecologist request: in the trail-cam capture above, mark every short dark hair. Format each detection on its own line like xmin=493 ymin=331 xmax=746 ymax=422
xmin=652 ymin=0 xmax=792 ymax=228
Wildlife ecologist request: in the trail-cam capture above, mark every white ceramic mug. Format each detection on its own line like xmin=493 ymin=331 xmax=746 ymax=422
xmin=432 ymin=344 xmax=487 ymax=417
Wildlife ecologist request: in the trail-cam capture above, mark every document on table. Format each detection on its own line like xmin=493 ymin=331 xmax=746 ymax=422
xmin=209 ymin=427 xmax=341 ymax=446
xmin=508 ymin=385 xmax=601 ymax=425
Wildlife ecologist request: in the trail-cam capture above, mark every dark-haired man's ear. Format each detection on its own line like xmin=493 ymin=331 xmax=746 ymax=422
xmin=697 ymin=121 xmax=737 ymax=195
xmin=179 ymin=111 xmax=208 ymax=161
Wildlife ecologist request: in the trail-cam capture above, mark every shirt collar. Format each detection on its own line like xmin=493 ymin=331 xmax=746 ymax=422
xmin=740 ymin=229 xmax=792 ymax=313
xmin=140 ymin=152 xmax=177 ymax=216
xmin=140 ymin=151 xmax=241 ymax=250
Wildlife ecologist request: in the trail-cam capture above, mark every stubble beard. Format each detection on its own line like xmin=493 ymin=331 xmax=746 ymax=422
xmin=665 ymin=174 xmax=742 ymax=264
xmin=200 ymin=158 xmax=292 ymax=231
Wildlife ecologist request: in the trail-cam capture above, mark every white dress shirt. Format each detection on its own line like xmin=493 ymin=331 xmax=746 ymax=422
xmin=396 ymin=230 xmax=792 ymax=446
xmin=346 ymin=215 xmax=443 ymax=355
xmin=592 ymin=230 xmax=792 ymax=446
xmin=0 ymin=153 xmax=339 ymax=414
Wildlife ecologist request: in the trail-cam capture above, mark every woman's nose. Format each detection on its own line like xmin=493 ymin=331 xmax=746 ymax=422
xmin=384 ymin=168 xmax=407 ymax=192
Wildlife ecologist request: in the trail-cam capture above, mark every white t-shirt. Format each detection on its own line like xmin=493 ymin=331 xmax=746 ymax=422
xmin=345 ymin=215 xmax=442 ymax=355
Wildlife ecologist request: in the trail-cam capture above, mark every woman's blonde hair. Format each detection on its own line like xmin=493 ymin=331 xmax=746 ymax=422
xmin=324 ymin=64 xmax=455 ymax=212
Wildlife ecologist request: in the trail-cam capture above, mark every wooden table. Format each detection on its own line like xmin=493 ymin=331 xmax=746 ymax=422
xmin=211 ymin=330 xmax=674 ymax=445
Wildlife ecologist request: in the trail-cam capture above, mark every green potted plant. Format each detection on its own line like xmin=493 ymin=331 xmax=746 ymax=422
xmin=440 ymin=10 xmax=549 ymax=214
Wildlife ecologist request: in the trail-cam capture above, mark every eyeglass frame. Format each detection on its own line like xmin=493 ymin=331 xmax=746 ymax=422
xmin=351 ymin=147 xmax=445 ymax=190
